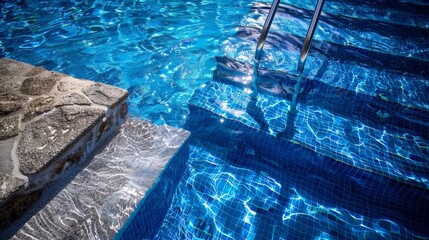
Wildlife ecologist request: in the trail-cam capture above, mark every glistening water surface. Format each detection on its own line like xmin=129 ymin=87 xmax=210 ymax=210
xmin=0 ymin=0 xmax=261 ymax=127
xmin=2 ymin=0 xmax=429 ymax=239
xmin=120 ymin=115 xmax=429 ymax=239
xmin=155 ymin=143 xmax=425 ymax=239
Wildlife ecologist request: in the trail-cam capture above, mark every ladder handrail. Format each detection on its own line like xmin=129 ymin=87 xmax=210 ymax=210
xmin=251 ymin=0 xmax=281 ymax=98
xmin=254 ymin=0 xmax=281 ymax=62
xmin=291 ymin=0 xmax=325 ymax=112
xmin=297 ymin=0 xmax=325 ymax=74
xmin=251 ymin=0 xmax=325 ymax=112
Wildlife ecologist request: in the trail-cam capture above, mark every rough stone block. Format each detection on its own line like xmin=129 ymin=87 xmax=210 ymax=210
xmin=20 ymin=72 xmax=63 ymax=95
xmin=0 ymin=115 xmax=19 ymax=140
xmin=0 ymin=58 xmax=130 ymax=234
xmin=0 ymin=80 xmax=22 ymax=94
xmin=82 ymin=83 xmax=128 ymax=108
xmin=0 ymin=137 xmax=15 ymax=174
xmin=0 ymin=94 xmax=27 ymax=116
xmin=18 ymin=106 xmax=105 ymax=175
xmin=97 ymin=115 xmax=113 ymax=141
xmin=55 ymin=92 xmax=91 ymax=106
xmin=24 ymin=66 xmax=46 ymax=77
xmin=23 ymin=96 xmax=55 ymax=122
xmin=0 ymin=59 xmax=28 ymax=79
xmin=57 ymin=79 xmax=84 ymax=92
xmin=54 ymin=147 xmax=83 ymax=175
xmin=0 ymin=173 xmax=26 ymax=201
xmin=0 ymin=59 xmax=43 ymax=94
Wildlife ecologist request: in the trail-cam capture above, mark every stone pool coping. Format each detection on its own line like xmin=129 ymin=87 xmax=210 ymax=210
xmin=0 ymin=58 xmax=128 ymax=231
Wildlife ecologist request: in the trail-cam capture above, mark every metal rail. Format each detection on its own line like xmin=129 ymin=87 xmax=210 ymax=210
xmin=251 ymin=0 xmax=280 ymax=98
xmin=290 ymin=0 xmax=325 ymax=112
xmin=251 ymin=0 xmax=325 ymax=112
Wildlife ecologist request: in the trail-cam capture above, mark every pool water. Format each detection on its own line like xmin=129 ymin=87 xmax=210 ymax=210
xmin=2 ymin=0 xmax=429 ymax=239
xmin=153 ymin=143 xmax=424 ymax=239
xmin=119 ymin=108 xmax=429 ymax=239
xmin=0 ymin=0 xmax=257 ymax=127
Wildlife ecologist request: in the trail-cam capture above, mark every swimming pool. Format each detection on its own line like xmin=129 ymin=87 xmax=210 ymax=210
xmin=1 ymin=0 xmax=256 ymax=127
xmin=2 ymin=0 xmax=429 ymax=239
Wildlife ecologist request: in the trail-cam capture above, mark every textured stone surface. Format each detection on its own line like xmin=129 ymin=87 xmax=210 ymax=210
xmin=23 ymin=96 xmax=55 ymax=121
xmin=13 ymin=118 xmax=190 ymax=239
xmin=0 ymin=59 xmax=43 ymax=94
xmin=0 ymin=137 xmax=15 ymax=174
xmin=20 ymin=72 xmax=63 ymax=95
xmin=0 ymin=58 xmax=129 ymax=234
xmin=0 ymin=80 xmax=22 ymax=94
xmin=0 ymin=59 xmax=27 ymax=78
xmin=0 ymin=115 xmax=19 ymax=140
xmin=82 ymin=83 xmax=128 ymax=107
xmin=56 ymin=92 xmax=91 ymax=106
xmin=18 ymin=106 xmax=105 ymax=175
xmin=57 ymin=80 xmax=82 ymax=92
xmin=0 ymin=94 xmax=27 ymax=116
xmin=24 ymin=66 xmax=46 ymax=77
xmin=0 ymin=173 xmax=26 ymax=201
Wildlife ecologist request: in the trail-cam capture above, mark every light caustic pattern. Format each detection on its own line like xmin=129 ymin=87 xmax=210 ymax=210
xmin=154 ymin=145 xmax=422 ymax=240
xmin=189 ymin=82 xmax=429 ymax=188
xmin=12 ymin=119 xmax=189 ymax=239
xmin=278 ymin=0 xmax=429 ymax=29
xmin=222 ymin=5 xmax=429 ymax=111
xmin=241 ymin=2 xmax=429 ymax=61
xmin=0 ymin=0 xmax=255 ymax=127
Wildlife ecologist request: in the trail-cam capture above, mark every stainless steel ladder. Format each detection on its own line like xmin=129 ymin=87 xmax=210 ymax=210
xmin=251 ymin=0 xmax=326 ymax=112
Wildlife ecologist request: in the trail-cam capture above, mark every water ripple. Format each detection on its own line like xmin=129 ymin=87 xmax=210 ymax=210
xmin=12 ymin=118 xmax=189 ymax=239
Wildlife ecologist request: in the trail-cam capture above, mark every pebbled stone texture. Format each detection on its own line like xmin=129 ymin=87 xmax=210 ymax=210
xmin=0 ymin=137 xmax=15 ymax=174
xmin=18 ymin=106 xmax=105 ymax=175
xmin=0 ymin=80 xmax=22 ymax=94
xmin=82 ymin=83 xmax=128 ymax=108
xmin=0 ymin=115 xmax=20 ymax=140
xmin=0 ymin=173 xmax=26 ymax=201
xmin=0 ymin=59 xmax=27 ymax=78
xmin=56 ymin=92 xmax=91 ymax=106
xmin=0 ymin=59 xmax=44 ymax=94
xmin=57 ymin=79 xmax=83 ymax=92
xmin=0 ymin=58 xmax=129 ymax=233
xmin=0 ymin=93 xmax=27 ymax=116
xmin=23 ymin=96 xmax=55 ymax=122
xmin=20 ymin=72 xmax=63 ymax=95
xmin=24 ymin=66 xmax=46 ymax=77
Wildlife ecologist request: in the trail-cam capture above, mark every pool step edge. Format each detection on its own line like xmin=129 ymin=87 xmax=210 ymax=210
xmin=187 ymin=80 xmax=429 ymax=189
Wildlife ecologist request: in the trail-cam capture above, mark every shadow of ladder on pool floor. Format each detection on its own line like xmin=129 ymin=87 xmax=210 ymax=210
xmin=186 ymin=0 xmax=429 ymax=237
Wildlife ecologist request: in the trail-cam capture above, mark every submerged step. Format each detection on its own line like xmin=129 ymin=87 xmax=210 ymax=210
xmin=10 ymin=118 xmax=190 ymax=239
xmin=240 ymin=2 xmax=429 ymax=61
xmin=225 ymin=27 xmax=429 ymax=112
xmin=327 ymin=0 xmax=429 ymax=18
xmin=214 ymin=56 xmax=429 ymax=140
xmin=133 ymin=141 xmax=429 ymax=239
xmin=279 ymin=0 xmax=429 ymax=29
xmin=188 ymin=81 xmax=429 ymax=189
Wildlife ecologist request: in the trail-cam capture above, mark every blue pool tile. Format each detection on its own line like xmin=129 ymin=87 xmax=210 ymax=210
xmin=188 ymin=81 xmax=429 ymax=188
